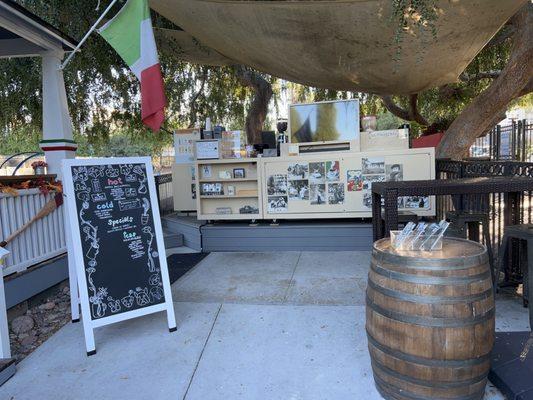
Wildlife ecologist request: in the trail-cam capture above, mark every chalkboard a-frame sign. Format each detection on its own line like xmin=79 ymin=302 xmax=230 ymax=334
xmin=62 ymin=157 xmax=176 ymax=355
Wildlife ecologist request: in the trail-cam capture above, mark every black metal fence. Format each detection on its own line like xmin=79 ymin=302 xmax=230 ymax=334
xmin=436 ymin=159 xmax=533 ymax=283
xmin=470 ymin=119 xmax=532 ymax=161
xmin=155 ymin=173 xmax=173 ymax=215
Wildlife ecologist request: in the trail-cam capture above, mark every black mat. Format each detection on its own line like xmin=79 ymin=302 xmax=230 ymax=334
xmin=166 ymin=253 xmax=209 ymax=284
xmin=489 ymin=332 xmax=533 ymax=400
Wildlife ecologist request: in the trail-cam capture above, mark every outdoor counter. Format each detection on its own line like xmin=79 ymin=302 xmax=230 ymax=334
xmin=186 ymin=147 xmax=436 ymax=221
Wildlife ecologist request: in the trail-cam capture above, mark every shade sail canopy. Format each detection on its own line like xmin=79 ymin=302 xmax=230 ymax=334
xmin=151 ymin=0 xmax=525 ymax=94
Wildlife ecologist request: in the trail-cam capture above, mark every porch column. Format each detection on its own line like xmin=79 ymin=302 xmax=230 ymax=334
xmin=39 ymin=51 xmax=77 ymax=178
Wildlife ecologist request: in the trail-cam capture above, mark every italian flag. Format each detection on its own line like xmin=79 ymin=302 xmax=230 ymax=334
xmin=99 ymin=0 xmax=166 ymax=131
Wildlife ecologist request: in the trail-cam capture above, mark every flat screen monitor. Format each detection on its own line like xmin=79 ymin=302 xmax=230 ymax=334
xmin=289 ymin=99 xmax=360 ymax=143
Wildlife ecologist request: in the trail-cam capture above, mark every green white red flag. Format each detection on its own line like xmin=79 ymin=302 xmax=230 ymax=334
xmin=98 ymin=0 xmax=166 ymax=131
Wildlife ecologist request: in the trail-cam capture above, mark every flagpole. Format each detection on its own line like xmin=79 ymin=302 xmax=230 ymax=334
xmin=59 ymin=0 xmax=121 ymax=70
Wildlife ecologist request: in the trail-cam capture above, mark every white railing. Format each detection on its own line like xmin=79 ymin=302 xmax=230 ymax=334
xmin=0 ymin=189 xmax=66 ymax=276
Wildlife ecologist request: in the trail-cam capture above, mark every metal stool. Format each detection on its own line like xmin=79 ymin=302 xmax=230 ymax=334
xmin=495 ymin=225 xmax=533 ymax=317
xmin=446 ymin=210 xmax=495 ymax=281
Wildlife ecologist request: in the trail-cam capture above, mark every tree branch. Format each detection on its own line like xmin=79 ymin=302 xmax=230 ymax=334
xmin=380 ymin=94 xmax=428 ymax=126
xmin=459 ymin=70 xmax=501 ymax=82
xmin=235 ymin=66 xmax=273 ymax=144
xmin=486 ymin=25 xmax=516 ymax=48
xmin=380 ymin=95 xmax=410 ymax=121
xmin=408 ymin=94 xmax=429 ymax=126
xmin=188 ymin=67 xmax=208 ymax=128
xmin=437 ymin=3 xmax=533 ymax=159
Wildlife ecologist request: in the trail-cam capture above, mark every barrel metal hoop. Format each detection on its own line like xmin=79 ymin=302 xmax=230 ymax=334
xmin=372 ymin=249 xmax=488 ymax=269
xmin=367 ymin=279 xmax=494 ymax=305
xmin=366 ymin=295 xmax=495 ymax=327
xmin=371 ymin=262 xmax=492 ymax=286
xmin=373 ymin=373 xmax=486 ymax=400
xmin=373 ymin=237 xmax=487 ymax=269
xmin=372 ymin=358 xmax=488 ymax=389
xmin=366 ymin=332 xmax=491 ymax=368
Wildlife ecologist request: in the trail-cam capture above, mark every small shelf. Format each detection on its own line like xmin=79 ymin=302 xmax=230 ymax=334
xmin=198 ymin=178 xmax=257 ymax=183
xmin=200 ymin=194 xmax=258 ymax=199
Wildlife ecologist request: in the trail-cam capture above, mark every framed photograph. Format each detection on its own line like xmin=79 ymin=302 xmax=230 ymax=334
xmin=219 ymin=170 xmax=232 ymax=180
xmin=239 ymin=205 xmax=259 ymax=214
xmin=200 ymin=182 xmax=224 ymax=196
xmin=201 ymin=165 xmax=212 ymax=179
xmin=227 ymin=185 xmax=236 ymax=196
xmin=233 ymin=168 xmax=246 ymax=179
xmin=195 ymin=139 xmax=220 ymax=160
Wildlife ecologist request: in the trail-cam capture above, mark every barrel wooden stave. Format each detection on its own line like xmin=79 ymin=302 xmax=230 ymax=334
xmin=366 ymin=238 xmax=495 ymax=400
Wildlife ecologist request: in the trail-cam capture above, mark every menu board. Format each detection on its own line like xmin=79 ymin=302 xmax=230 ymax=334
xmin=63 ymin=157 xmax=176 ymax=354
xmin=69 ymin=162 xmax=168 ymax=319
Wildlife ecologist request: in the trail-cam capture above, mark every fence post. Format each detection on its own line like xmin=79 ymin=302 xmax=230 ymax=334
xmin=494 ymin=125 xmax=502 ymax=160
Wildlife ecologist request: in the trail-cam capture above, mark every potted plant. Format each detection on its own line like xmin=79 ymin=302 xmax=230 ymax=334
xmin=31 ymin=161 xmax=48 ymax=175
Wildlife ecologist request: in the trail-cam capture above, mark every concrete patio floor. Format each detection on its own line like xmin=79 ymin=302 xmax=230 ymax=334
xmin=2 ymin=251 xmax=530 ymax=400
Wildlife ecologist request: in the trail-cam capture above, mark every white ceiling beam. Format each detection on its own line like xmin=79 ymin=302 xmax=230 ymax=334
xmin=0 ymin=5 xmax=67 ymax=52
xmin=0 ymin=38 xmax=44 ymax=58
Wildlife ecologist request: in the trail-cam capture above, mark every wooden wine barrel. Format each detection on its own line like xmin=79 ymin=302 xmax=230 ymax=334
xmin=366 ymin=237 xmax=495 ymax=400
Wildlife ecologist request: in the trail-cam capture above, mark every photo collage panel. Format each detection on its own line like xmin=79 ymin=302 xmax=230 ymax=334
xmin=267 ymin=160 xmax=345 ymax=213
xmin=359 ymin=158 xmax=429 ymax=209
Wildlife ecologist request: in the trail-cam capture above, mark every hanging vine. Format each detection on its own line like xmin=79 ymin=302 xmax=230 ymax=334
xmin=391 ymin=0 xmax=439 ymax=62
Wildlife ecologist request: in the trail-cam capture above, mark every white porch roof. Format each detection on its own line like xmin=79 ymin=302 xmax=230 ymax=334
xmin=0 ymin=0 xmax=77 ymax=58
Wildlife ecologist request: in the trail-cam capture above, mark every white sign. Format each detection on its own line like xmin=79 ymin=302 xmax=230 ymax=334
xmin=62 ymin=157 xmax=176 ymax=356
xmin=195 ymin=139 xmax=220 ymax=160
xmin=174 ymin=129 xmax=200 ymax=164
xmin=499 ymin=131 xmax=511 ymax=158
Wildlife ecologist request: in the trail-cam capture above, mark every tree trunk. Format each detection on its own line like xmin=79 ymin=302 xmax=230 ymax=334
xmin=436 ymin=3 xmax=532 ymax=159
xmin=235 ymin=66 xmax=273 ymax=144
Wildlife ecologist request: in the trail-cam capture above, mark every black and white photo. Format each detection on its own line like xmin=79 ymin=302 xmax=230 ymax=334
xmin=268 ymin=196 xmax=288 ymax=213
xmin=201 ymin=165 xmax=212 ymax=179
xmin=385 ymin=164 xmax=403 ymax=182
xmin=310 ymin=184 xmax=326 ymax=205
xmin=328 ymin=183 xmax=345 ymax=204
xmin=362 ymin=174 xmax=385 ymax=190
xmin=233 ymin=168 xmax=246 ymax=179
xmin=309 ymin=162 xmax=326 ymax=183
xmin=287 ymin=163 xmax=309 ymax=180
xmin=363 ymin=192 xmax=373 ymax=208
xmin=288 ymin=180 xmax=309 ymax=201
xmin=362 ymin=157 xmax=385 ymax=175
xmin=403 ymin=196 xmax=430 ymax=209
xmin=200 ymin=182 xmax=224 ymax=196
xmin=267 ymin=174 xmax=288 ymax=196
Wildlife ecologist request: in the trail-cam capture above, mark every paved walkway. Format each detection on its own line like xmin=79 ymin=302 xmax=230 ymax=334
xmin=2 ymin=252 xmax=529 ymax=400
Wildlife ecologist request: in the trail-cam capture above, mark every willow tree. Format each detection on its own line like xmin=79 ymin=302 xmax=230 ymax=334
xmin=1 ymin=0 xmax=255 ymax=150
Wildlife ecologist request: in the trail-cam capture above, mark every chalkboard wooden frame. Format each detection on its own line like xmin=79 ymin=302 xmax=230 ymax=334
xmin=62 ymin=157 xmax=176 ymax=355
